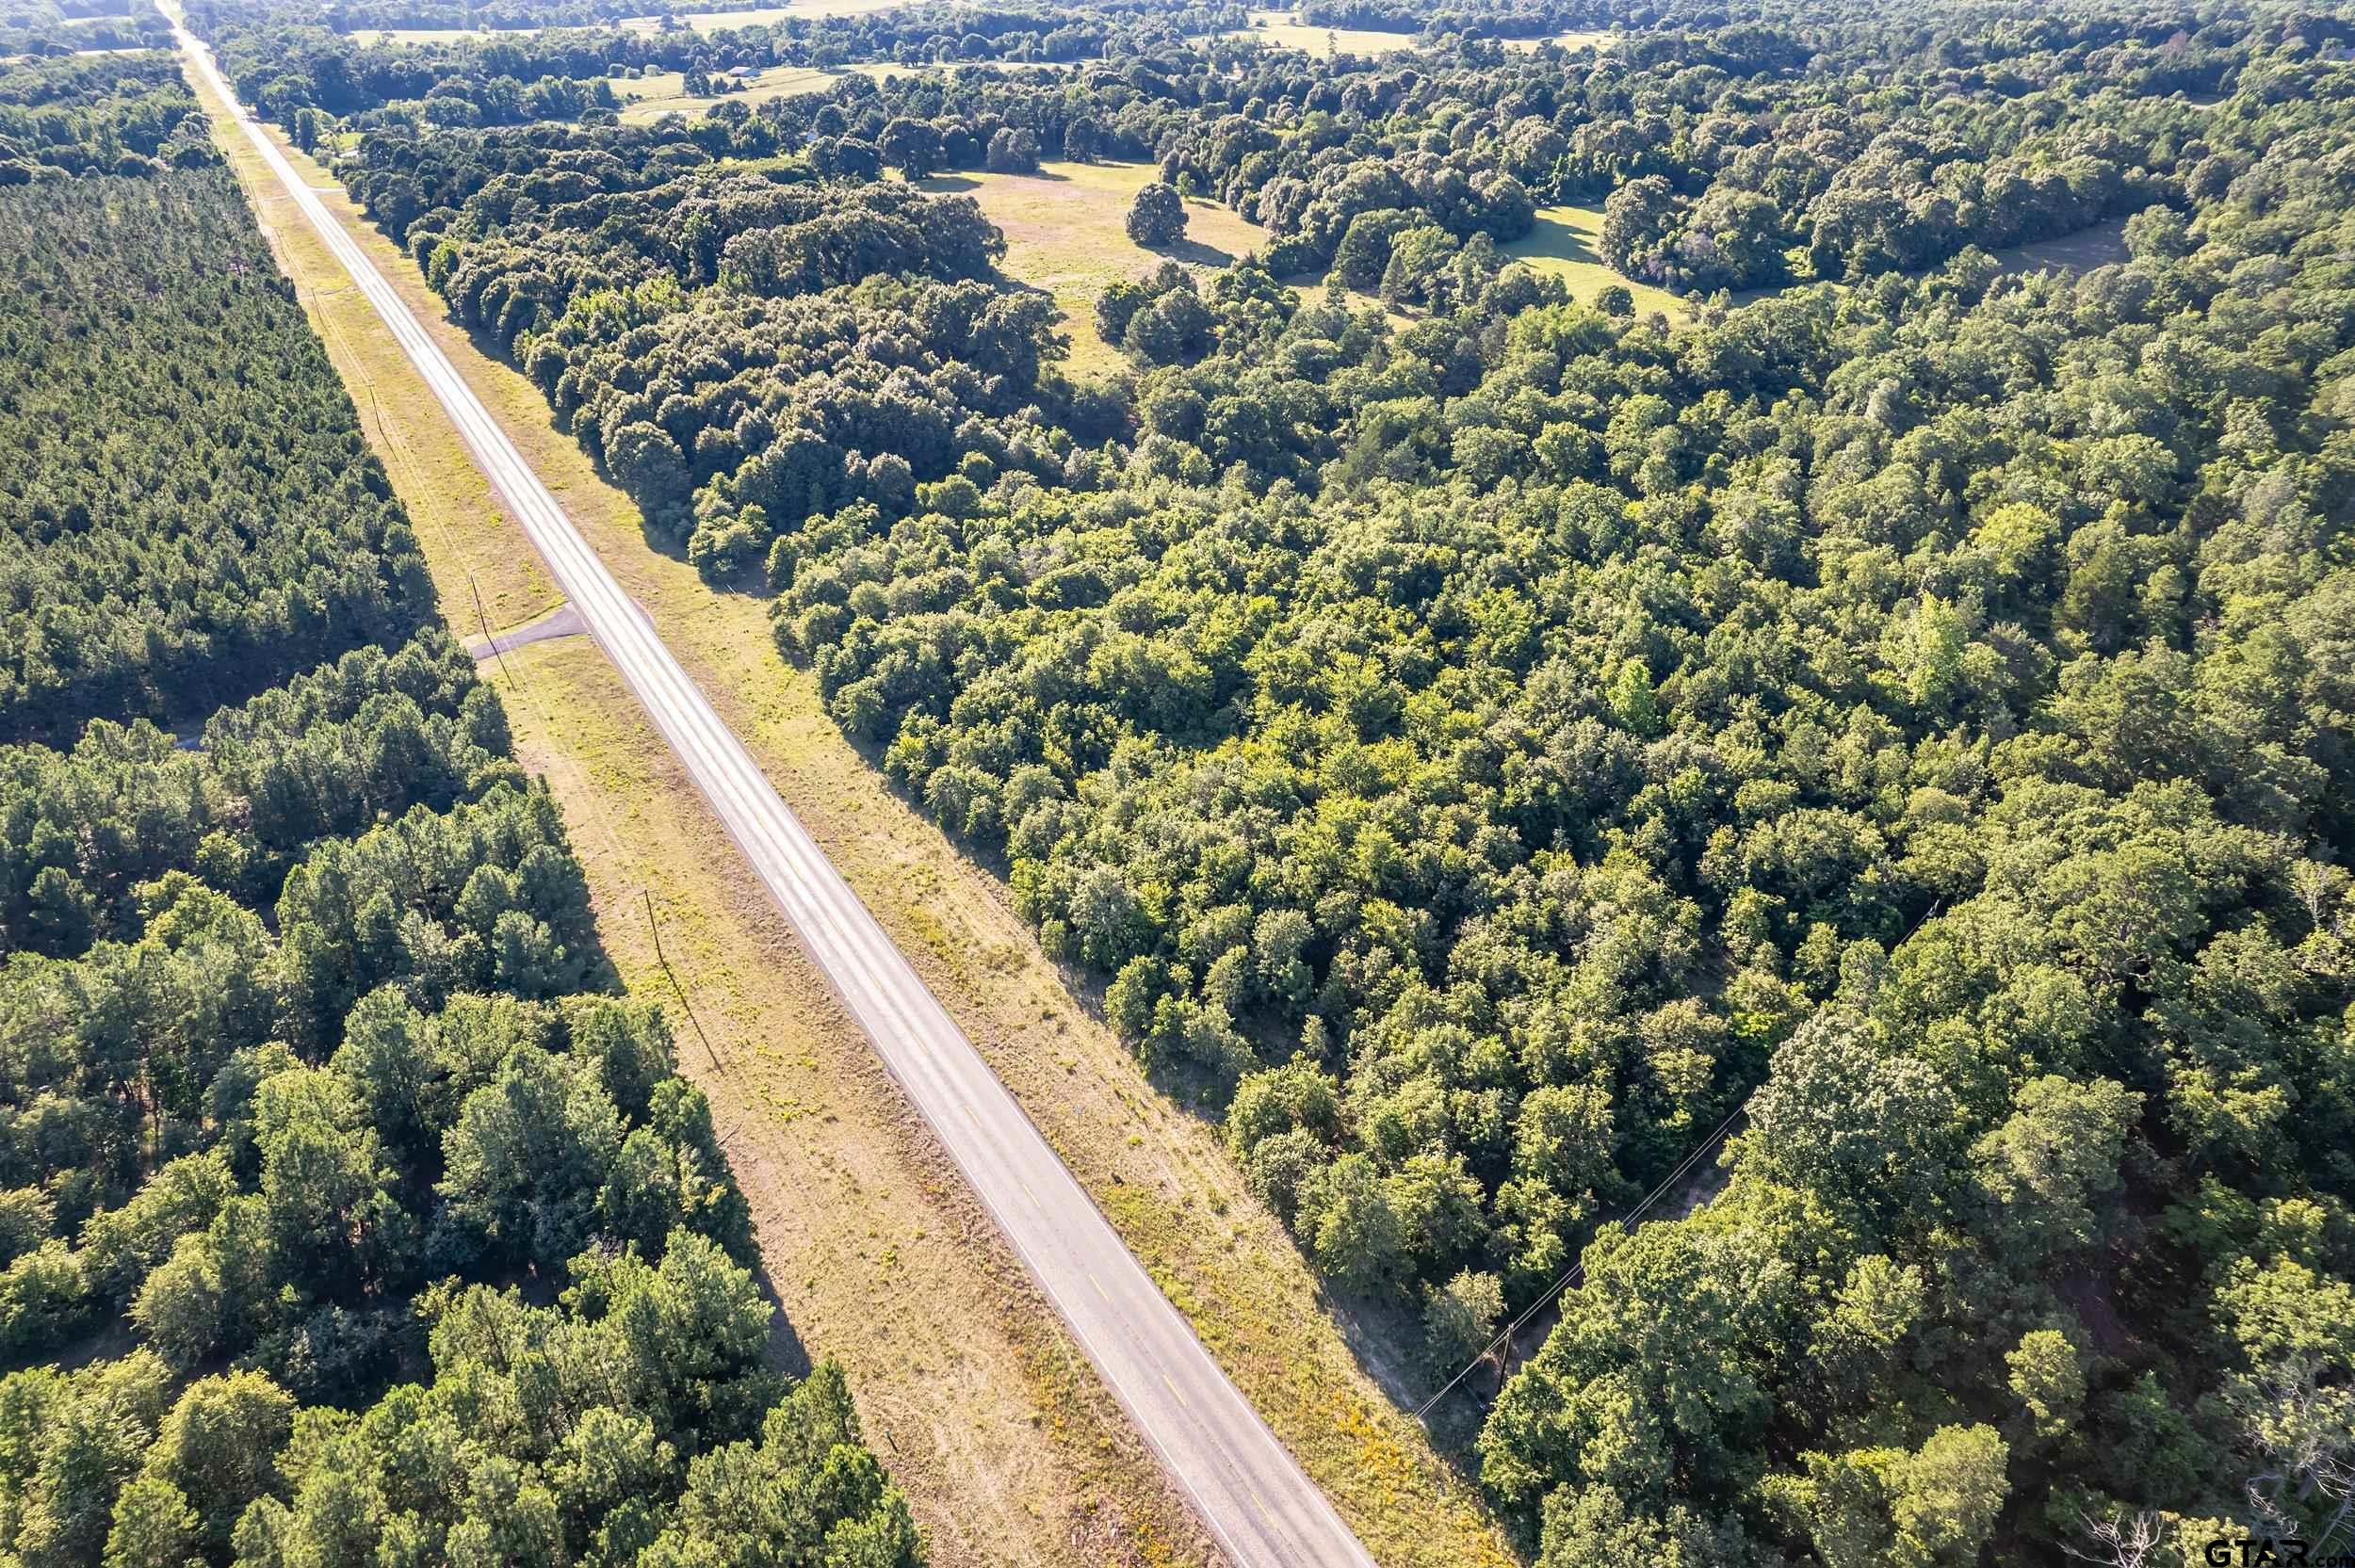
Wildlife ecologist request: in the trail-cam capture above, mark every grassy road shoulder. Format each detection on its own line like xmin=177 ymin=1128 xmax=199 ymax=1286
xmin=195 ymin=56 xmax=1519 ymax=1568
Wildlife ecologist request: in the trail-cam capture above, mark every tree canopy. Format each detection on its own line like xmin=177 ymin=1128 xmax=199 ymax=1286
xmin=0 ymin=72 xmax=917 ymax=1566
xmin=184 ymin=0 xmax=2355 ymax=1558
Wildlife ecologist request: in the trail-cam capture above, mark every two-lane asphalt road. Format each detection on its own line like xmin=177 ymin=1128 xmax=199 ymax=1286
xmin=175 ymin=22 xmax=1380 ymax=1568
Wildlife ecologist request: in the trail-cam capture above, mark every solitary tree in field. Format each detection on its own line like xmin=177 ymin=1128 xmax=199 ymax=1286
xmin=985 ymin=126 xmax=1040 ymax=173
xmin=1126 ymin=180 xmax=1186 ymax=250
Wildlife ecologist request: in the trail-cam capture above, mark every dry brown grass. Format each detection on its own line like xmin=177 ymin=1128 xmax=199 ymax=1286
xmin=491 ymin=639 xmax=1216 ymax=1568
xmin=1220 ymin=9 xmax=1418 ymax=56
xmin=667 ymin=0 xmax=909 ymax=31
xmin=345 ymin=25 xmax=493 ymax=44
xmin=194 ymin=46 xmax=1522 ymax=1568
xmin=1503 ymin=29 xmax=1618 ymax=52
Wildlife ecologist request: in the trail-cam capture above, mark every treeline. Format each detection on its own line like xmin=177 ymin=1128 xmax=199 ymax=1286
xmin=313 ymin=0 xmax=787 ymax=27
xmin=1571 ymin=49 xmax=2180 ymax=292
xmin=1292 ymin=0 xmax=1601 ymax=40
xmin=266 ymin=0 xmax=2231 ymax=310
xmin=715 ymin=0 xmax=1247 ymax=69
xmin=0 ymin=50 xmax=218 ymax=180
xmin=0 ymin=143 xmax=918 ymax=1568
xmin=804 ymin=66 xmax=2355 ymax=1560
xmin=0 ymin=170 xmax=414 ymax=742
xmin=202 ymin=19 xmax=631 ymax=131
xmin=1151 ymin=19 xmax=2180 ymax=293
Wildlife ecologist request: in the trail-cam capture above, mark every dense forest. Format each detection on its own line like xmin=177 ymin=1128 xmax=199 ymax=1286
xmin=0 ymin=49 xmax=216 ymax=178
xmin=0 ymin=139 xmax=403 ymax=741
xmin=0 ymin=61 xmax=917 ymax=1568
xmin=165 ymin=0 xmax=2355 ymax=1560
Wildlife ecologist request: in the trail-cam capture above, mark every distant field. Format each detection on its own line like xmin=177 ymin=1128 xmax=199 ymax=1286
xmin=613 ymin=66 xmax=685 ymax=98
xmin=665 ymin=0 xmax=910 ymax=29
xmin=849 ymin=57 xmax=1067 ymax=80
xmin=918 ymin=159 xmax=1269 ymax=377
xmin=1504 ymin=27 xmax=1617 ymax=51
xmin=1505 ymin=202 xmax=1694 ymax=317
xmin=619 ymin=60 xmax=839 ymax=121
xmin=1223 ymin=8 xmax=1418 ymax=56
xmin=1990 ymin=214 xmax=2132 ymax=275
xmin=348 ymin=24 xmax=500 ymax=43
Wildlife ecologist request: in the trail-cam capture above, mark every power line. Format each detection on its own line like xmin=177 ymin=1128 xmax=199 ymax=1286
xmin=645 ymin=889 xmax=723 ymax=1072
xmin=1411 ymin=1091 xmax=1755 ymax=1422
xmin=471 ymin=574 xmax=518 ymax=689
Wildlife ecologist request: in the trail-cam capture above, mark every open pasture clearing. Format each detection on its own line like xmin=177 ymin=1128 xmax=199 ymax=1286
xmin=1505 ymin=202 xmax=1695 ymax=317
xmin=619 ymin=59 xmax=838 ymax=119
xmin=1989 ymin=214 xmax=2133 ymax=275
xmin=1505 ymin=27 xmax=1616 ymax=50
xmin=922 ymin=157 xmax=1269 ymax=376
xmin=1222 ymin=8 xmax=1417 ymax=56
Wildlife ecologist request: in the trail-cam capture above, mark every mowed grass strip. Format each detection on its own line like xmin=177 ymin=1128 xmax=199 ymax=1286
xmin=850 ymin=57 xmax=1069 ymax=80
xmin=1503 ymin=28 xmax=1618 ymax=51
xmin=1989 ymin=213 xmax=2133 ymax=275
xmin=671 ymin=0 xmax=913 ymax=31
xmin=201 ymin=55 xmax=1522 ymax=1568
xmin=346 ymin=25 xmax=506 ymax=45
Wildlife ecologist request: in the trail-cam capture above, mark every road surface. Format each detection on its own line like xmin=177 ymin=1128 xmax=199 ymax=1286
xmin=175 ymin=22 xmax=1382 ymax=1568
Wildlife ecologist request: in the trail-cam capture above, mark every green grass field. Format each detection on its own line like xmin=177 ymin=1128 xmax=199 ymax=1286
xmin=1989 ymin=215 xmax=2133 ymax=275
xmin=618 ymin=61 xmax=838 ymax=121
xmin=1504 ymin=202 xmax=1694 ymax=317
xmin=919 ymin=159 xmax=1272 ymax=377
xmin=611 ymin=66 xmax=684 ymax=98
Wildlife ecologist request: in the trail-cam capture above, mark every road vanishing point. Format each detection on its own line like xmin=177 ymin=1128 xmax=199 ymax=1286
xmin=175 ymin=20 xmax=1383 ymax=1568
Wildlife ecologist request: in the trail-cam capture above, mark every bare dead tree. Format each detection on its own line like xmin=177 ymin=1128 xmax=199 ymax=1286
xmin=2058 ymin=1509 xmax=2163 ymax=1568
xmin=2233 ymin=1362 xmax=2355 ymax=1538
